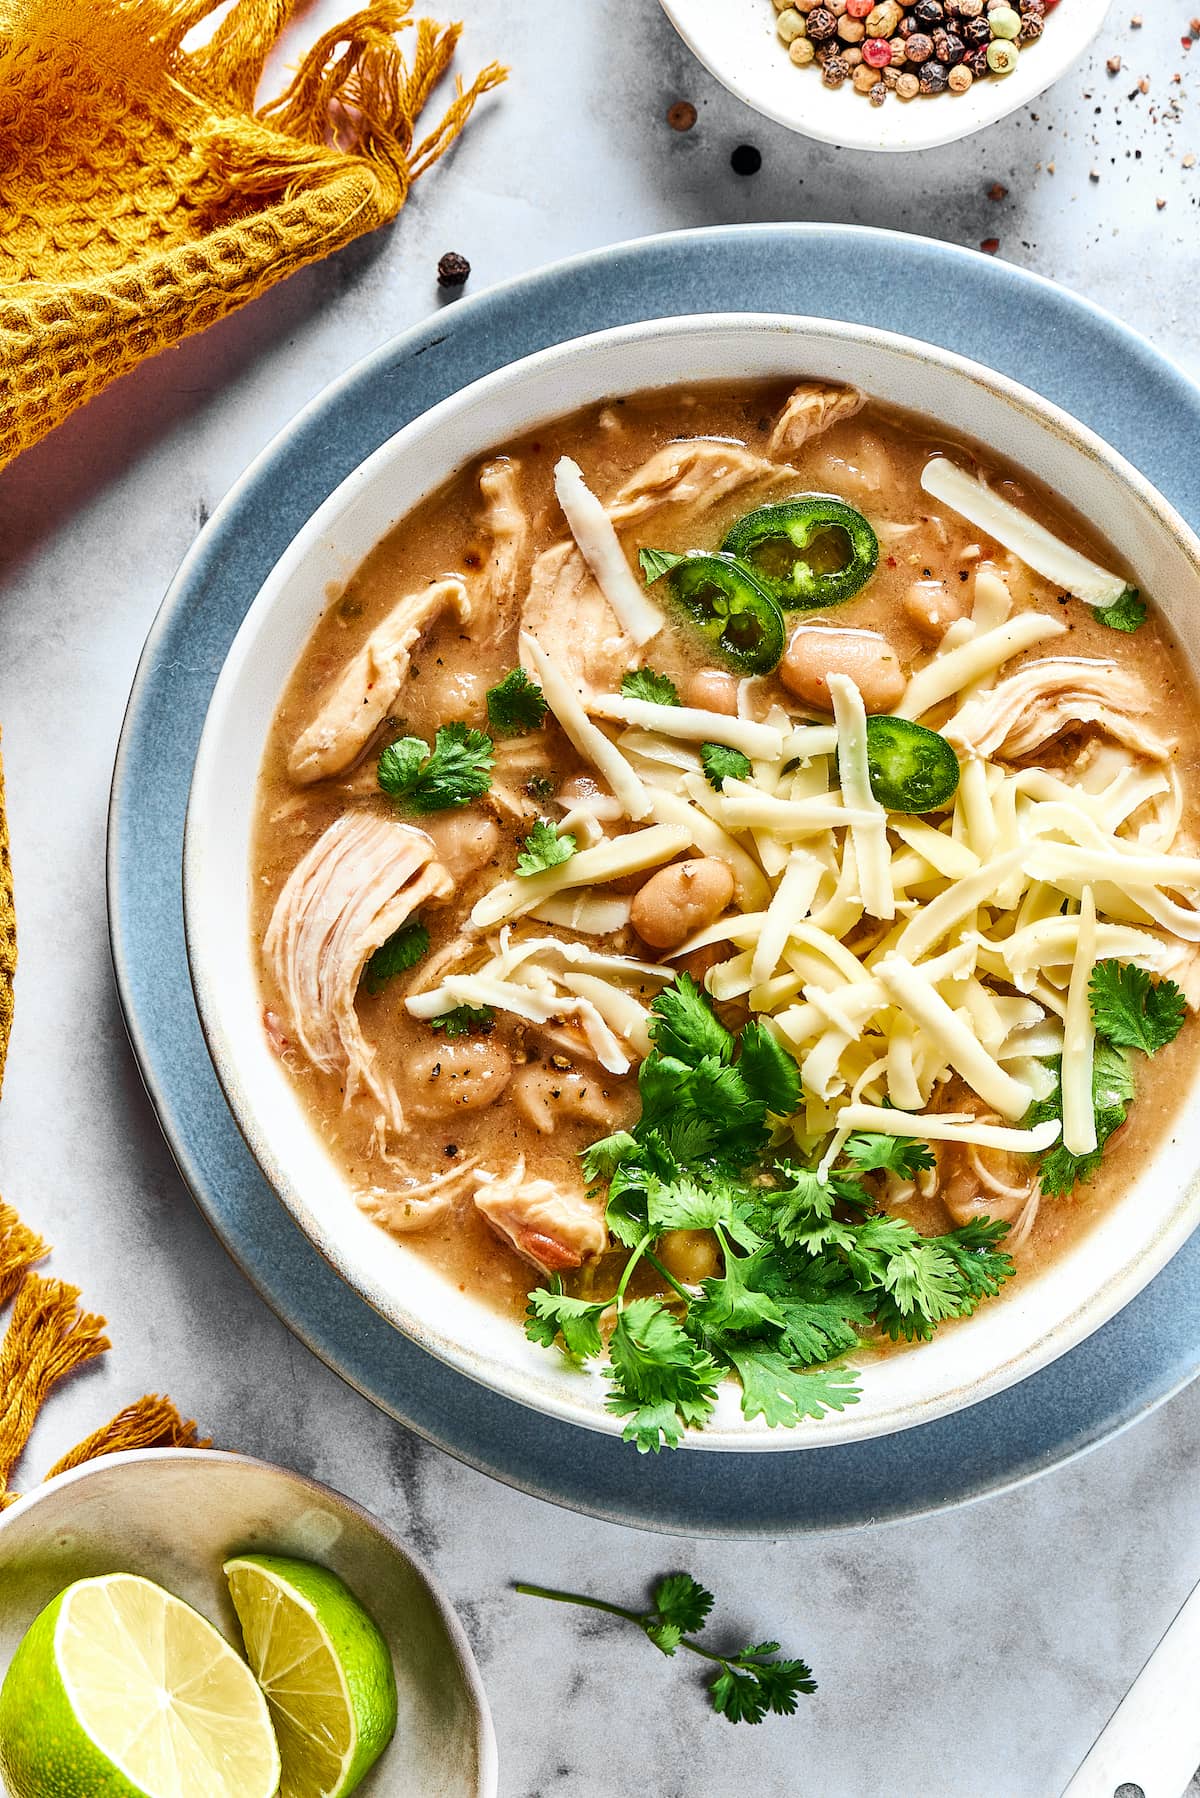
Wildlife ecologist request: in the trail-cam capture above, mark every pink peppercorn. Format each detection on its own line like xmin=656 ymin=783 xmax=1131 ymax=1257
xmin=845 ymin=0 xmax=875 ymax=15
xmin=862 ymin=36 xmax=892 ymax=64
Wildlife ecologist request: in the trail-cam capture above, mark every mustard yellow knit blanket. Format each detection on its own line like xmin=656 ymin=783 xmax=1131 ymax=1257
xmin=0 ymin=0 xmax=505 ymax=469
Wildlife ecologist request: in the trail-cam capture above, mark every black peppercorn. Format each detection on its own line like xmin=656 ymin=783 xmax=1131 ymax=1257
xmin=730 ymin=143 xmax=762 ymax=175
xmin=963 ymin=42 xmax=990 ymax=75
xmin=806 ymin=6 xmax=838 ymax=40
xmin=913 ymin=0 xmax=944 ymax=23
xmin=1018 ymin=12 xmax=1043 ymax=40
xmin=932 ymin=27 xmax=964 ymax=61
xmin=904 ymin=31 xmax=933 ymax=60
xmin=1020 ymin=0 xmax=1045 ymax=13
xmin=918 ymin=56 xmax=949 ymax=89
xmin=821 ymin=52 xmax=850 ymax=84
xmin=437 ymin=251 xmax=471 ymax=289
xmin=963 ymin=16 xmax=992 ymax=44
xmin=898 ymin=14 xmax=918 ymax=33
xmin=956 ymin=0 xmax=983 ymax=12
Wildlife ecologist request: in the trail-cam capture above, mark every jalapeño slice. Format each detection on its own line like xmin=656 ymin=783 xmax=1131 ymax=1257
xmin=722 ymin=496 xmax=879 ymax=610
xmin=639 ymin=549 xmax=785 ymax=674
xmin=861 ymin=716 xmax=960 ymax=814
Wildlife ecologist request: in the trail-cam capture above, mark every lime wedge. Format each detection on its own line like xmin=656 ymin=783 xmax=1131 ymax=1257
xmin=224 ymin=1554 xmax=397 ymax=1798
xmin=0 ymin=1572 xmax=281 ymax=1798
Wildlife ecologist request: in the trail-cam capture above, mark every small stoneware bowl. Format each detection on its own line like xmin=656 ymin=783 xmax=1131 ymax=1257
xmin=0 ymin=1449 xmax=497 ymax=1798
xmin=659 ymin=0 xmax=1114 ymax=153
xmin=185 ymin=311 xmax=1200 ymax=1453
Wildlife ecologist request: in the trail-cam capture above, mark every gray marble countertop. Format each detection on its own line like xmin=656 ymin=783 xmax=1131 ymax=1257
xmin=2 ymin=4 xmax=1199 ymax=1794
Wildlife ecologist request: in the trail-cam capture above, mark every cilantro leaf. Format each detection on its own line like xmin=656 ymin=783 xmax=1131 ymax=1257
xmin=516 ymin=820 xmax=576 ymax=877
xmin=842 ymin=1133 xmax=935 ymax=1178
xmin=606 ymin=1297 xmax=721 ymax=1451
xmin=621 ymin=667 xmax=680 ymax=706
xmin=486 ymin=667 xmax=548 ymax=734
xmin=690 ymin=1250 xmax=786 ymax=1336
xmin=377 ymin=722 xmax=494 ymax=813
xmin=524 ymin=1288 xmax=605 ymax=1361
xmin=639 ymin=547 xmax=685 ymax=584
xmin=1027 ymin=1048 xmax=1133 ymax=1196
xmin=525 ymin=774 xmax=556 ymax=802
xmin=722 ymin=1347 xmax=861 ymax=1429
xmin=771 ymin=1292 xmax=872 ymax=1366
xmin=737 ymin=1022 xmax=801 ymax=1116
xmin=1089 ymin=960 xmax=1186 ymax=1056
xmin=710 ymin=1654 xmax=817 ymax=1725
xmin=700 ymin=742 xmax=753 ymax=791
xmin=648 ymin=974 xmax=734 ymax=1067
xmin=430 ymin=1003 xmax=495 ymax=1039
xmin=653 ymin=1573 xmax=714 ymax=1636
xmin=580 ymin=1130 xmax=639 ymax=1184
xmin=1093 ymin=586 xmax=1146 ymax=633
xmin=361 ymin=921 xmax=429 ymax=993
xmin=645 ymin=1173 xmax=762 ymax=1252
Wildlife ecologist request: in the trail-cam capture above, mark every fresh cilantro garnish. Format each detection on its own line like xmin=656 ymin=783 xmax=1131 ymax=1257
xmin=1089 ymin=961 xmax=1186 ymax=1056
xmin=361 ymin=921 xmax=429 ymax=994
xmin=515 ymin=1573 xmax=815 ymax=1725
xmin=525 ymin=973 xmax=1014 ymax=1451
xmin=1027 ymin=960 xmax=1186 ymax=1195
xmin=377 ymin=722 xmax=494 ymax=813
xmin=700 ymin=741 xmax=753 ymax=790
xmin=621 ymin=667 xmax=680 ymax=706
xmin=1094 ymin=586 xmax=1146 ymax=633
xmin=430 ymin=1003 xmax=495 ymax=1039
xmin=842 ymin=1133 xmax=935 ymax=1178
xmin=515 ymin=820 xmax=576 ymax=877
xmin=639 ymin=547 xmax=685 ymax=584
xmin=486 ymin=668 xmax=547 ymax=735
xmin=525 ymin=774 xmax=556 ymax=802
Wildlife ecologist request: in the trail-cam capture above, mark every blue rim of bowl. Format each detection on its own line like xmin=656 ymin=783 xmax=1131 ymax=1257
xmin=108 ymin=223 xmax=1200 ymax=1535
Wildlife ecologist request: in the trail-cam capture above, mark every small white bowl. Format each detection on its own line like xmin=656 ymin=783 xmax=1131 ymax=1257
xmin=185 ymin=312 xmax=1200 ymax=1454
xmin=660 ymin=0 xmax=1114 ymax=153
xmin=0 ymin=1450 xmax=497 ymax=1798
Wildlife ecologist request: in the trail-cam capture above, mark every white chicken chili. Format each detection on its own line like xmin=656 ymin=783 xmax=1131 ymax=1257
xmin=252 ymin=380 xmax=1200 ymax=1450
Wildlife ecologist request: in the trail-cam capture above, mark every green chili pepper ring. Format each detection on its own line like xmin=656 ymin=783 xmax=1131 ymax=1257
xmin=860 ymin=716 xmax=961 ymax=813
xmin=722 ymin=495 xmax=879 ymax=610
xmin=644 ymin=549 xmax=785 ymax=674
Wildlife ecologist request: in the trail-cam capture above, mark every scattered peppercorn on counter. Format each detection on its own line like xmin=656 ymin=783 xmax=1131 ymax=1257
xmin=773 ymin=0 xmax=1057 ymax=105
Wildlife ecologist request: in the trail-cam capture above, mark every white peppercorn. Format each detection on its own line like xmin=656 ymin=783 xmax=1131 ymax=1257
xmin=776 ymin=6 xmax=808 ymax=40
xmin=947 ymin=60 xmax=973 ymax=89
xmin=789 ymin=33 xmax=816 ymax=61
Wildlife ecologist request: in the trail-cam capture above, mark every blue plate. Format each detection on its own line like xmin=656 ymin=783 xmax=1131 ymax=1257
xmin=109 ymin=225 xmax=1200 ymax=1536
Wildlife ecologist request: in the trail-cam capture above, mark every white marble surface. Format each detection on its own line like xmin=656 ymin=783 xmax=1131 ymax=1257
xmin=2 ymin=4 xmax=1199 ymax=1794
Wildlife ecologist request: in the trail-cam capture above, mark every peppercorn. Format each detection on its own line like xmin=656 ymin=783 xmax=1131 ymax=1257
xmin=1018 ymin=12 xmax=1043 ymax=40
xmin=777 ymin=6 xmax=808 ymax=39
xmin=989 ymin=5 xmax=1021 ymax=35
xmin=882 ymin=63 xmax=901 ymax=83
xmin=904 ymin=30 xmax=933 ymax=59
xmin=843 ymin=43 xmax=864 ymax=62
xmin=912 ymin=0 xmax=943 ymax=21
xmin=888 ymin=34 xmax=907 ymax=59
xmin=869 ymin=78 xmax=888 ymax=101
xmin=931 ymin=26 xmax=963 ymax=59
xmin=852 ymin=61 xmax=877 ymax=88
xmin=806 ymin=5 xmax=837 ymax=37
xmin=667 ymin=100 xmax=698 ymax=129
xmin=789 ymin=35 xmax=817 ymax=62
xmin=963 ymin=15 xmax=992 ymax=43
xmin=838 ymin=15 xmax=866 ymax=40
xmin=864 ymin=0 xmax=902 ymax=34
xmin=963 ymin=41 xmax=990 ymax=74
xmin=919 ymin=55 xmax=949 ymax=88
xmin=986 ymin=36 xmax=1018 ymax=71
xmin=1020 ymin=0 xmax=1045 ymax=12
xmin=896 ymin=69 xmax=921 ymax=95
xmin=863 ymin=35 xmax=892 ymax=64
xmin=948 ymin=61 xmax=974 ymax=88
xmin=846 ymin=0 xmax=874 ymax=12
xmin=730 ymin=143 xmax=763 ymax=173
xmin=437 ymin=251 xmax=470 ymax=288
xmin=955 ymin=0 xmax=983 ymax=11
xmin=822 ymin=52 xmax=850 ymax=82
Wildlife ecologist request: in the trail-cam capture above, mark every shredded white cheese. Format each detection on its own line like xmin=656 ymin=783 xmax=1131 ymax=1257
xmin=520 ymin=630 xmax=650 ymax=821
xmin=590 ymin=693 xmax=785 ymax=761
xmin=553 ymin=456 xmax=664 ymax=646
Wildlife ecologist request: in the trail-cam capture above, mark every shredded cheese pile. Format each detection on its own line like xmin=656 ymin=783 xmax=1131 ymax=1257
xmin=407 ymin=482 xmax=1200 ymax=1169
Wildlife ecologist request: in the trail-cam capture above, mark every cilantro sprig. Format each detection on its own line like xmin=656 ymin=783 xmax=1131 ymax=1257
xmin=700 ymin=742 xmax=753 ymax=790
xmin=1093 ymin=587 xmax=1147 ymax=633
xmin=361 ymin=921 xmax=429 ymax=993
xmin=486 ymin=668 xmax=547 ymax=735
xmin=430 ymin=1003 xmax=495 ymax=1038
xmin=621 ymin=667 xmax=680 ymax=706
xmin=377 ymin=722 xmax=494 ymax=813
xmin=527 ymin=975 xmax=1015 ymax=1451
xmin=515 ymin=1573 xmax=815 ymax=1725
xmin=1026 ymin=959 xmax=1186 ymax=1195
xmin=516 ymin=820 xmax=577 ymax=877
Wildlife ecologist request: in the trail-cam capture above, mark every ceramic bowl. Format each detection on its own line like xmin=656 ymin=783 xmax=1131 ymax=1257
xmin=659 ymin=0 xmax=1114 ymax=154
xmin=0 ymin=1449 xmax=497 ymax=1798
xmin=185 ymin=310 xmax=1200 ymax=1453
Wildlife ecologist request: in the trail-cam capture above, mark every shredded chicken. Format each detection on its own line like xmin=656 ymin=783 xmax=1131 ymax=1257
xmin=472 ymin=1157 xmax=607 ymax=1272
xmin=944 ymin=656 xmax=1173 ymax=764
xmin=263 ymin=812 xmax=452 ymax=1134
xmin=767 ymin=382 xmax=865 ymax=459
xmin=520 ymin=439 xmax=793 ymax=694
xmin=475 ymin=458 xmax=530 ymax=640
xmin=359 ymin=1155 xmax=482 ymax=1235
xmin=288 ymin=577 xmax=470 ymax=784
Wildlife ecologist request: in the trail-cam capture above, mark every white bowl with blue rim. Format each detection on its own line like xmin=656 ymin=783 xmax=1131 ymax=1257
xmin=0 ymin=1448 xmax=498 ymax=1797
xmin=659 ymin=0 xmax=1114 ymax=153
xmin=183 ymin=310 xmax=1200 ymax=1454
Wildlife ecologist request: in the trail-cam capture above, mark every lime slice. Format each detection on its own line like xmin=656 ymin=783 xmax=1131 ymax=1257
xmin=224 ymin=1554 xmax=397 ymax=1798
xmin=0 ymin=1572 xmax=281 ymax=1798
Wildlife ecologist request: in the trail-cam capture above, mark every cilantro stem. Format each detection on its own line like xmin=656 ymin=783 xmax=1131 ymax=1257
xmin=613 ymin=1235 xmax=652 ymax=1307
xmin=514 ymin=1583 xmax=647 ymax=1627
xmin=643 ymin=1250 xmax=694 ymax=1305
